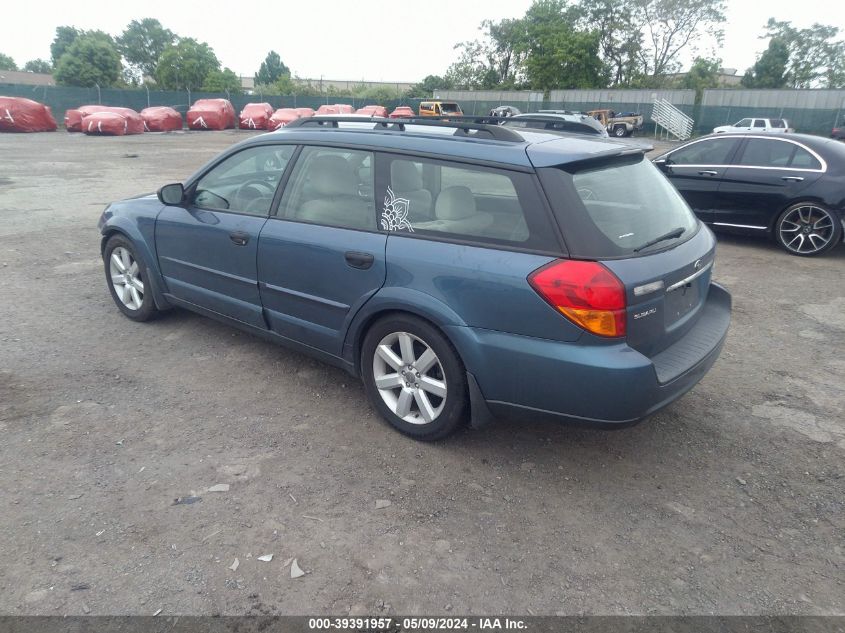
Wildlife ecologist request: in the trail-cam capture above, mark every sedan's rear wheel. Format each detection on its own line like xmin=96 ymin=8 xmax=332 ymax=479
xmin=361 ymin=315 xmax=467 ymax=440
xmin=775 ymin=203 xmax=842 ymax=256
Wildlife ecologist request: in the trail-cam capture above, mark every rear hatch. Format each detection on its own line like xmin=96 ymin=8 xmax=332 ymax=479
xmin=533 ymin=147 xmax=716 ymax=358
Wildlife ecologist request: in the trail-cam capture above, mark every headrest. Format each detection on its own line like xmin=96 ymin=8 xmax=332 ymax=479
xmin=310 ymin=155 xmax=357 ymax=197
xmin=435 ymin=186 xmax=476 ymax=221
xmin=391 ymin=161 xmax=423 ymax=190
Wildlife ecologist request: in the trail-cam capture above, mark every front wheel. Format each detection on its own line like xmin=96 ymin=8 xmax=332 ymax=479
xmin=775 ymin=203 xmax=842 ymax=256
xmin=361 ymin=315 xmax=468 ymax=441
xmin=103 ymin=235 xmax=160 ymax=321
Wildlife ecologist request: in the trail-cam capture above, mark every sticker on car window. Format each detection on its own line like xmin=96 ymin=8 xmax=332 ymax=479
xmin=381 ymin=186 xmax=414 ymax=232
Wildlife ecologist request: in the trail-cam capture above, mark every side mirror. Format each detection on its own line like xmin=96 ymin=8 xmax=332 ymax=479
xmin=158 ymin=183 xmax=185 ymax=206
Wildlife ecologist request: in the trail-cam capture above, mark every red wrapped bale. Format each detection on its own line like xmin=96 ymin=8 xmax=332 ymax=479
xmin=65 ymin=105 xmax=111 ymax=132
xmin=239 ymin=102 xmax=273 ymax=129
xmin=187 ymin=98 xmax=236 ymax=130
xmin=81 ymin=110 xmax=145 ymax=136
xmin=0 ymin=97 xmax=57 ymax=132
xmin=140 ymin=106 xmax=183 ymax=132
xmin=267 ymin=108 xmax=301 ymax=130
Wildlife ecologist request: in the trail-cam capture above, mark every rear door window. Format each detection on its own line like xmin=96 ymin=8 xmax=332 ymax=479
xmin=737 ymin=138 xmax=821 ymax=169
xmin=379 ymin=155 xmax=559 ymax=252
xmin=753 ymin=119 xmax=767 ymax=128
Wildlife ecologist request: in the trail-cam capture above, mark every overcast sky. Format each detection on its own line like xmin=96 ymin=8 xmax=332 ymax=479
xmin=2 ymin=0 xmax=845 ymax=81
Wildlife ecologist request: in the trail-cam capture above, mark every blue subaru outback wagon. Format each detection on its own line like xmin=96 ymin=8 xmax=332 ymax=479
xmin=99 ymin=117 xmax=731 ymax=440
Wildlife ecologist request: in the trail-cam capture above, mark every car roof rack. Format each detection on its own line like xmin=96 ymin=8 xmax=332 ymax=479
xmin=284 ymin=115 xmax=525 ymax=143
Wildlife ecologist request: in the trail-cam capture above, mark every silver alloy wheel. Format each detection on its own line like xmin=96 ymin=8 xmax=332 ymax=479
xmin=779 ymin=205 xmax=836 ymax=254
xmin=109 ymin=246 xmax=145 ymax=310
xmin=372 ymin=331 xmax=447 ymax=425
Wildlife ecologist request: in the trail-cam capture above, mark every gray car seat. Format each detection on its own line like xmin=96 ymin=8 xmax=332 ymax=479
xmin=296 ymin=155 xmax=374 ymax=230
xmin=414 ymin=186 xmax=494 ymax=236
xmin=390 ymin=161 xmax=433 ymax=221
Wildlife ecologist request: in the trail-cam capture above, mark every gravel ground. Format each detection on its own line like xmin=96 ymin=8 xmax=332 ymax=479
xmin=0 ymin=130 xmax=843 ymax=616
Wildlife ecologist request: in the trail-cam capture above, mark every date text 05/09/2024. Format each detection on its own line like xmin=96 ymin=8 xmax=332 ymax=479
xmin=307 ymin=617 xmax=528 ymax=630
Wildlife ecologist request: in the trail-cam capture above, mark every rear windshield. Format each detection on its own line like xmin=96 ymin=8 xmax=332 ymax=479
xmin=504 ymin=118 xmax=603 ymax=136
xmin=538 ymin=155 xmax=698 ymax=258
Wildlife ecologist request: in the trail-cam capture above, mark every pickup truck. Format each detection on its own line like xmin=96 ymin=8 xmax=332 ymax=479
xmin=713 ymin=118 xmax=794 ymax=134
xmin=587 ymin=109 xmax=643 ymax=137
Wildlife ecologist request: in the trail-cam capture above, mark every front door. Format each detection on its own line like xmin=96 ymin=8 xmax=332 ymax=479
xmin=155 ymin=144 xmax=296 ymax=328
xmin=257 ymin=146 xmax=387 ymax=356
xmin=661 ymin=136 xmax=741 ymax=223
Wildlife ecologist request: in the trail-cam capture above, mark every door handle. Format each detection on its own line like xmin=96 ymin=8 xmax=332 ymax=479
xmin=697 ymin=170 xmax=719 ymax=176
xmin=344 ymin=251 xmax=374 ymax=269
xmin=229 ymin=231 xmax=250 ymax=246
xmin=781 ymin=176 xmax=804 ymax=182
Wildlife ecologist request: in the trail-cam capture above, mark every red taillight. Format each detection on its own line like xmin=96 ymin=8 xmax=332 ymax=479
xmin=528 ymin=259 xmax=627 ymax=337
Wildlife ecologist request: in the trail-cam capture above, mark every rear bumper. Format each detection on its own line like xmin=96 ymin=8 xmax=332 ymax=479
xmin=448 ymin=283 xmax=731 ymax=427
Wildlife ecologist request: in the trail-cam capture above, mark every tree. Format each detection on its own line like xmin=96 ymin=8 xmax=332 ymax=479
xmin=202 ymin=67 xmax=242 ymax=93
xmin=679 ymin=57 xmax=722 ymax=91
xmin=51 ymin=26 xmax=81 ymax=65
xmin=23 ymin=59 xmax=52 ymax=74
xmin=741 ymin=37 xmax=789 ymax=88
xmin=155 ymin=38 xmax=220 ymax=90
xmin=636 ymin=0 xmax=727 ymax=81
xmin=575 ymin=0 xmax=644 ymax=86
xmin=255 ymin=51 xmax=289 ymax=86
xmin=445 ymin=40 xmax=497 ymax=89
xmin=117 ymin=18 xmax=175 ymax=81
xmin=54 ymin=34 xmax=123 ymax=87
xmin=762 ymin=19 xmax=845 ymax=88
xmin=516 ymin=0 xmax=605 ymax=91
xmin=0 ymin=53 xmax=16 ymax=71
xmin=407 ymin=75 xmax=453 ymax=97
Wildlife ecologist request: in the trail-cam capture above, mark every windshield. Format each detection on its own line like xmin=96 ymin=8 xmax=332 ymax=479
xmin=440 ymin=103 xmax=461 ymax=113
xmin=538 ymin=155 xmax=698 ymax=258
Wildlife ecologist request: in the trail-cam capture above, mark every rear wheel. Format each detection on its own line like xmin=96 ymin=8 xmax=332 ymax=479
xmin=361 ymin=315 xmax=467 ymax=441
xmin=775 ymin=203 xmax=842 ymax=256
xmin=613 ymin=125 xmax=627 ymax=137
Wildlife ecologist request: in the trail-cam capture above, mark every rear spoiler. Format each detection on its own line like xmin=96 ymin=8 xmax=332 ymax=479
xmin=526 ymin=138 xmax=653 ymax=169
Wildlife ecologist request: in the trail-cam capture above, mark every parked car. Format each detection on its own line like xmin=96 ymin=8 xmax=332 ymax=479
xmin=713 ymin=118 xmax=793 ymax=134
xmin=419 ymin=101 xmax=462 ymax=117
xmin=588 ymin=109 xmax=644 ymax=137
xmin=489 ymin=105 xmax=522 ymax=117
xmin=389 ymin=106 xmax=415 ymax=119
xmin=831 ymin=124 xmax=845 ymax=140
xmin=316 ymin=104 xmax=355 ymax=115
xmin=356 ymin=105 xmax=389 ymax=118
xmin=653 ymin=133 xmax=845 ymax=256
xmin=501 ymin=111 xmax=609 ymax=137
xmin=99 ymin=117 xmax=730 ymax=440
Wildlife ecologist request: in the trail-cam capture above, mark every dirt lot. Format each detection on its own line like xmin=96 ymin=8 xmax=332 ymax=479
xmin=0 ymin=130 xmax=843 ymax=617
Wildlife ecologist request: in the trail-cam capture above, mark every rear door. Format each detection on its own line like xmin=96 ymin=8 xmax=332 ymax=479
xmin=256 ymin=146 xmax=387 ymax=356
xmin=714 ymin=136 xmax=825 ymax=229
xmin=155 ymin=144 xmax=296 ymax=328
xmin=657 ymin=136 xmax=742 ymax=223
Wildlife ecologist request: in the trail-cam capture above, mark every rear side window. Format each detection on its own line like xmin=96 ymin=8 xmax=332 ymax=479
xmin=538 ymin=155 xmax=698 ymax=258
xmin=380 ymin=155 xmax=559 ymax=252
xmin=771 ymin=119 xmax=785 ymax=128
xmin=666 ymin=137 xmax=740 ymax=165
xmin=737 ymin=138 xmax=822 ymax=170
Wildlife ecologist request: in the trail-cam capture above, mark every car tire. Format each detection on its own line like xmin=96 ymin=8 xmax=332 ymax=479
xmin=613 ymin=126 xmax=626 ymax=137
xmin=774 ymin=202 xmax=842 ymax=257
xmin=103 ymin=234 xmax=160 ymax=321
xmin=361 ymin=314 xmax=468 ymax=441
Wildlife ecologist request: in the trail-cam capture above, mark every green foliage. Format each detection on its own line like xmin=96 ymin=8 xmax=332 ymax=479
xmin=353 ymin=84 xmax=402 ymax=103
xmin=54 ymin=34 xmax=123 ymax=87
xmin=516 ymin=0 xmax=605 ymax=91
xmin=117 ymin=18 xmax=175 ymax=80
xmin=574 ymin=0 xmax=643 ymax=86
xmin=762 ymin=19 xmax=845 ymax=88
xmin=202 ymin=67 xmax=242 ymax=93
xmin=406 ymin=75 xmax=453 ymax=97
xmin=0 ymin=53 xmax=16 ymax=71
xmin=255 ymin=51 xmax=290 ymax=86
xmin=51 ymin=26 xmax=81 ymax=65
xmin=636 ymin=0 xmax=726 ymax=79
xmin=679 ymin=57 xmax=722 ymax=91
xmin=741 ymin=38 xmax=789 ymax=89
xmin=23 ymin=59 xmax=52 ymax=74
xmin=155 ymin=38 xmax=220 ymax=90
